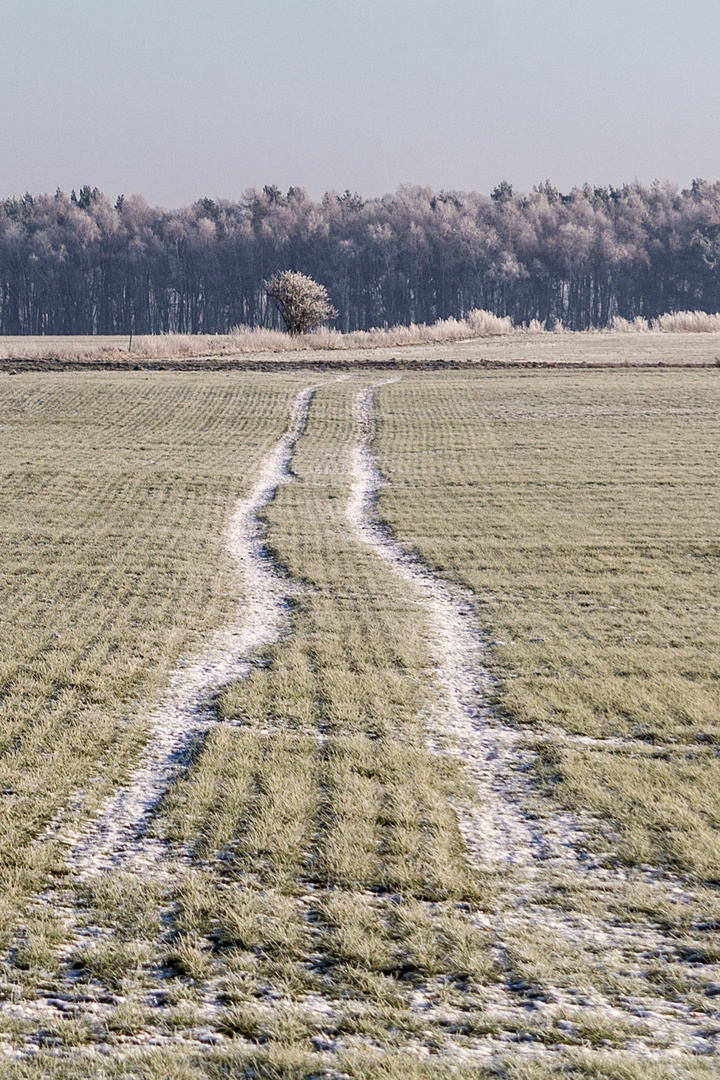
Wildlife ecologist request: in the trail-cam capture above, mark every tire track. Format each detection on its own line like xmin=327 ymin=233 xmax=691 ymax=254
xmin=347 ymin=384 xmax=720 ymax=1060
xmin=1 ymin=387 xmax=317 ymax=1055
xmin=61 ymin=385 xmax=316 ymax=877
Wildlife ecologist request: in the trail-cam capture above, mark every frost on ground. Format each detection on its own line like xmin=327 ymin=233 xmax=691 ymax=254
xmin=1 ymin=379 xmax=718 ymax=1071
xmin=346 ymin=384 xmax=720 ymax=1061
xmin=64 ymin=385 xmax=316 ymax=877
xmin=0 ymin=386 xmax=316 ymax=1052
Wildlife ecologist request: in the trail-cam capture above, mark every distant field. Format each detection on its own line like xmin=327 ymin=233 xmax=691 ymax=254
xmin=1 ymin=330 xmax=720 ymax=370
xmin=0 ymin=367 xmax=717 ymax=1078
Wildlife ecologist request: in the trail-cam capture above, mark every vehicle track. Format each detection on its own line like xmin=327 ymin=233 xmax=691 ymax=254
xmin=3 ymin=381 xmax=718 ymax=1067
xmin=1 ymin=386 xmax=317 ymax=1054
xmin=63 ymin=384 xmax=316 ymax=877
xmin=347 ymin=383 xmax=720 ymax=1060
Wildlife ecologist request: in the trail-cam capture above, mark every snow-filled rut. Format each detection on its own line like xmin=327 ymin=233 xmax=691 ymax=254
xmin=63 ymin=384 xmax=316 ymax=877
xmin=0 ymin=386 xmax=319 ymax=1055
xmin=347 ymin=384 xmax=720 ymax=1058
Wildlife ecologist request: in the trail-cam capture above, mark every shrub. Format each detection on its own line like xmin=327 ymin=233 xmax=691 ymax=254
xmin=264 ymin=270 xmax=337 ymax=335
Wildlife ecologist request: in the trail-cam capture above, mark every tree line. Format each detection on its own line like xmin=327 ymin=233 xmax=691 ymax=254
xmin=1 ymin=179 xmax=720 ymax=335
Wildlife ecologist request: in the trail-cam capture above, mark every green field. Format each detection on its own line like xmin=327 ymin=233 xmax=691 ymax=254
xmin=0 ymin=365 xmax=717 ymax=1078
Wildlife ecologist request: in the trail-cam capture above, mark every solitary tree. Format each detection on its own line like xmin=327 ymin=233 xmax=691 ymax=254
xmin=265 ymin=270 xmax=337 ymax=335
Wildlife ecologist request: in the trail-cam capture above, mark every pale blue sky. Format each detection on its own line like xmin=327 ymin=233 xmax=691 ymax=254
xmin=1 ymin=0 xmax=718 ymax=205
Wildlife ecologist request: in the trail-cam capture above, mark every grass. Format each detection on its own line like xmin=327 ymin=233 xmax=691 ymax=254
xmin=0 ymin=310 xmax=514 ymax=365
xmin=0 ymin=368 xmax=718 ymax=1074
xmin=373 ymin=369 xmax=720 ymax=879
xmin=156 ymin=382 xmax=498 ymax=1048
xmin=0 ymin=1048 xmax=717 ymax=1079
xmin=164 ymin=383 xmax=479 ymax=903
xmin=0 ymin=371 xmax=304 ymax=944
xmin=2 ymin=326 xmax=720 ymax=371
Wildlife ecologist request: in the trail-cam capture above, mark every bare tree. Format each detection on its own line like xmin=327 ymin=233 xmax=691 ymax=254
xmin=264 ymin=270 xmax=337 ymax=334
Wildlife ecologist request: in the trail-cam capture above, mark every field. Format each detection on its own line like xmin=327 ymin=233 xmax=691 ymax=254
xmin=1 ymin=327 xmax=720 ymax=371
xmin=0 ymin=355 xmax=717 ymax=1078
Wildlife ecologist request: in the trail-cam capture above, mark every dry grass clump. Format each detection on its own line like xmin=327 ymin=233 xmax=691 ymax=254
xmin=4 ymin=310 xmax=720 ymax=368
xmin=0 ymin=310 xmax=516 ymax=364
xmin=3 ymin=310 xmax=720 ymax=367
xmin=0 ymin=1048 xmax=716 ymax=1080
xmin=654 ymin=309 xmax=720 ymax=332
xmin=612 ymin=310 xmax=720 ymax=332
xmin=610 ymin=315 xmax=653 ymax=332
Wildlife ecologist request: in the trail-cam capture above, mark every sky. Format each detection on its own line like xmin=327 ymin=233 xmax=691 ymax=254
xmin=1 ymin=0 xmax=719 ymax=207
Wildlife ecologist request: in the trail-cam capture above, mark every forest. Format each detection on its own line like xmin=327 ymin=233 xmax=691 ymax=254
xmin=1 ymin=178 xmax=720 ymax=335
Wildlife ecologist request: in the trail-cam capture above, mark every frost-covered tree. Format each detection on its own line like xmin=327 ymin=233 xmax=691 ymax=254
xmin=264 ymin=270 xmax=337 ymax=334
xmin=4 ymin=179 xmax=720 ymax=334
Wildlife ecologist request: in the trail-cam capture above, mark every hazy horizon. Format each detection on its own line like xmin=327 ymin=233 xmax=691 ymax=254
xmin=2 ymin=0 xmax=719 ymax=207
